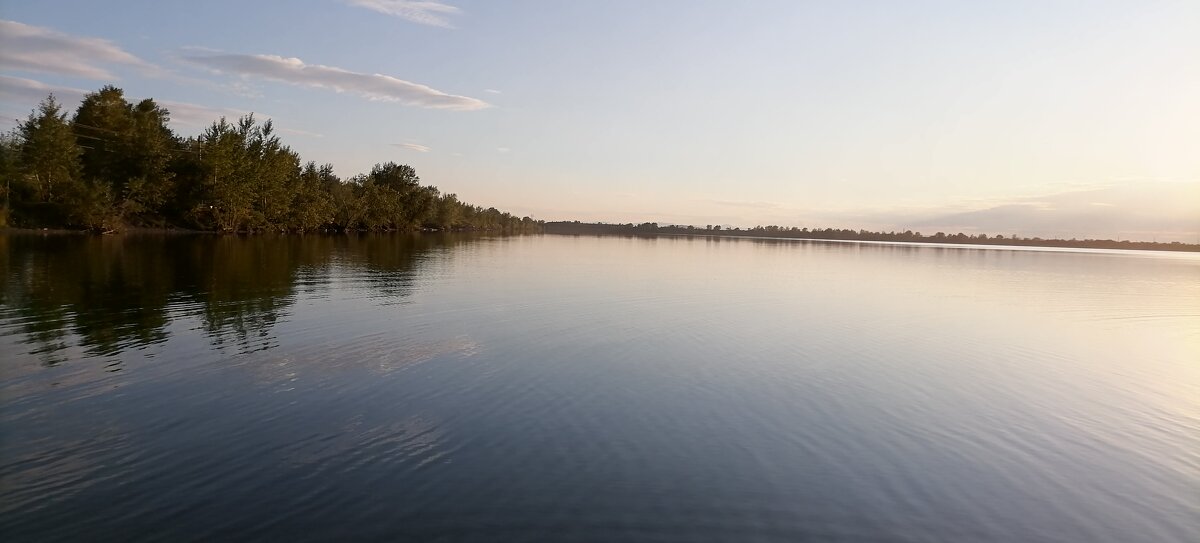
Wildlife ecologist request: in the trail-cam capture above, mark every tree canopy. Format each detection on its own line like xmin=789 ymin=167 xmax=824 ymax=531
xmin=1 ymin=86 xmax=542 ymax=234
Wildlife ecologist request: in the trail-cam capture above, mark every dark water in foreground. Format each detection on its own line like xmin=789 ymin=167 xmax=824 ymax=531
xmin=1 ymin=233 xmax=1197 ymax=542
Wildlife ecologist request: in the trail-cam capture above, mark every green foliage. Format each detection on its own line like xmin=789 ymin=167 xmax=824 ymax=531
xmin=64 ymin=178 xmax=120 ymax=231
xmin=74 ymin=86 xmax=134 ymax=188
xmin=289 ymin=162 xmax=336 ymax=232
xmin=19 ymin=95 xmax=81 ymax=208
xmin=67 ymin=87 xmax=180 ymax=229
xmin=3 ymin=85 xmax=543 ymax=234
xmin=0 ymin=131 xmax=21 ymax=226
xmin=434 ymin=193 xmax=463 ymax=230
xmin=327 ymin=176 xmax=364 ymax=231
xmin=121 ymin=98 xmax=176 ymax=220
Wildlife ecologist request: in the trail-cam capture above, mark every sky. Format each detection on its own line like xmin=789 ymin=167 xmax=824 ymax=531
xmin=1 ymin=0 xmax=1197 ymax=241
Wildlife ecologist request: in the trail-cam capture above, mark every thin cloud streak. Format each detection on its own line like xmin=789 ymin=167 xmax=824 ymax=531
xmin=343 ymin=1 xmax=462 ymax=28
xmin=393 ymin=142 xmax=430 ymax=152
xmin=0 ymin=75 xmax=86 ymax=104
xmin=183 ymin=53 xmax=489 ymax=111
xmin=159 ymin=100 xmax=249 ymax=127
xmin=702 ymin=199 xmax=784 ymax=209
xmin=276 ymin=127 xmax=324 ymax=138
xmin=0 ymin=19 xmax=158 ymax=79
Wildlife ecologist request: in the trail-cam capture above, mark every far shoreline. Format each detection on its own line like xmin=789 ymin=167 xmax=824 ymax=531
xmin=656 ymin=232 xmax=1200 ymax=256
xmin=542 ymin=222 xmax=1200 ymax=253
xmin=5 ymin=225 xmax=1197 ymax=254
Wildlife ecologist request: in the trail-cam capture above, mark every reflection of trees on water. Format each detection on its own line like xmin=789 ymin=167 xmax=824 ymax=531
xmin=2 ymin=235 xmax=175 ymax=364
xmin=340 ymin=233 xmax=463 ymax=301
xmin=1 ymin=233 xmax=484 ymax=362
xmin=182 ymin=236 xmax=333 ymax=354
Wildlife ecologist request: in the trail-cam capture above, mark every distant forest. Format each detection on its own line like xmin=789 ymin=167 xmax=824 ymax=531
xmin=0 ymin=86 xmax=542 ymax=233
xmin=545 ymin=222 xmax=1200 ymax=252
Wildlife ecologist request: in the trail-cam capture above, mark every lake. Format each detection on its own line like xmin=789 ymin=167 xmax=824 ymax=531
xmin=1 ymin=232 xmax=1197 ymax=542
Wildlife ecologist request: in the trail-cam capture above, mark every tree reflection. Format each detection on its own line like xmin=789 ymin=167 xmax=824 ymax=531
xmin=339 ymin=232 xmax=473 ymax=301
xmin=182 ymin=236 xmax=315 ymax=353
xmin=2 ymin=234 xmax=175 ymax=363
xmin=0 ymin=232 xmax=481 ymax=362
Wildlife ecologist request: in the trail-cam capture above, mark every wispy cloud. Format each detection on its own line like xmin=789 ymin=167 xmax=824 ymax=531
xmin=484 ymin=88 xmax=502 ymax=94
xmin=276 ymin=127 xmax=324 ymax=138
xmin=0 ymin=19 xmax=158 ymax=79
xmin=343 ymin=1 xmax=462 ymax=28
xmin=0 ymin=75 xmax=246 ymax=128
xmin=158 ymin=100 xmax=249 ymax=127
xmin=183 ymin=53 xmax=489 ymax=111
xmin=496 ymin=147 xmax=510 ymax=153
xmin=0 ymin=112 xmax=23 ymax=130
xmin=224 ymin=80 xmax=264 ymax=99
xmin=0 ymin=74 xmax=86 ymax=104
xmin=702 ymin=199 xmax=785 ymax=209
xmin=393 ymin=142 xmax=430 ymax=152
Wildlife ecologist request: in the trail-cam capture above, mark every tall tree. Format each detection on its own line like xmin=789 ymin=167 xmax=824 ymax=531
xmin=368 ymin=162 xmax=419 ymax=192
xmin=434 ymin=192 xmax=463 ymax=230
xmin=122 ymin=98 xmax=177 ymax=221
xmin=185 ymin=115 xmax=299 ymax=232
xmin=73 ymin=86 xmax=134 ymax=188
xmin=0 ymin=131 xmax=20 ymax=226
xmin=73 ymin=86 xmax=177 ymax=225
xmin=191 ymin=117 xmax=255 ymax=231
xmin=239 ymin=118 xmax=290 ymax=229
xmin=327 ymin=175 xmax=364 ymax=231
xmin=289 ymin=162 xmax=335 ymax=232
xmin=19 ymin=95 xmax=81 ymax=205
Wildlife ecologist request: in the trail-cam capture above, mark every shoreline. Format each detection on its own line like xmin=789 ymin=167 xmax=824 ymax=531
xmin=6 ymin=226 xmax=1196 ymax=253
xmin=542 ymin=226 xmax=1200 ymax=253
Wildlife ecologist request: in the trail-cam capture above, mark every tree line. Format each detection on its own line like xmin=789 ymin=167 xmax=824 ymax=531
xmin=544 ymin=222 xmax=1200 ymax=252
xmin=0 ymin=86 xmax=542 ymax=234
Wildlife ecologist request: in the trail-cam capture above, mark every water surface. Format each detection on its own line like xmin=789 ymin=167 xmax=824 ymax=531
xmin=2 ymin=233 xmax=1197 ymax=542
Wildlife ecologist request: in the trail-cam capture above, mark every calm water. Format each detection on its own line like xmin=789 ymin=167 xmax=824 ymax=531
xmin=1 ymin=233 xmax=1197 ymax=542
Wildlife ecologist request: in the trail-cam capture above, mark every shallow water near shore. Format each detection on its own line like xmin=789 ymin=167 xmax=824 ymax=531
xmin=2 ymin=232 xmax=1198 ymax=542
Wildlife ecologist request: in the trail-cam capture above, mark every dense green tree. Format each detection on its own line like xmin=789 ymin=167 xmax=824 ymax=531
xmin=246 ymin=119 xmax=299 ymax=230
xmin=289 ymin=162 xmax=336 ymax=231
xmin=368 ymin=161 xmax=419 ymax=192
xmin=433 ymin=192 xmax=463 ymax=229
xmin=0 ymin=131 xmax=21 ymax=226
xmin=121 ymin=97 xmax=177 ymax=221
xmin=73 ymin=86 xmax=134 ymax=188
xmin=188 ymin=117 xmax=255 ymax=231
xmin=4 ymin=86 xmax=542 ymax=234
xmin=19 ymin=95 xmax=81 ymax=207
xmin=359 ymin=181 xmax=399 ymax=230
xmin=69 ymin=86 xmax=177 ymax=228
xmin=327 ymin=176 xmax=364 ymax=231
xmin=364 ymin=162 xmax=431 ymax=229
xmin=182 ymin=115 xmax=301 ymax=232
xmin=406 ymin=186 xmax=438 ymax=228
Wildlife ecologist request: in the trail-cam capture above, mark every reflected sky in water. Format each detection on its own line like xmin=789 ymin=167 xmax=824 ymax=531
xmin=1 ymin=233 xmax=1198 ymax=542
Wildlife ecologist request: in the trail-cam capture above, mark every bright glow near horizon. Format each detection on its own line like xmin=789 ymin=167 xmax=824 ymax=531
xmin=1 ymin=0 xmax=1197 ymax=241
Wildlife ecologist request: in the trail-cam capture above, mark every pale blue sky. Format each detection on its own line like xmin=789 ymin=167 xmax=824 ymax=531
xmin=1 ymin=0 xmax=1197 ymax=240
